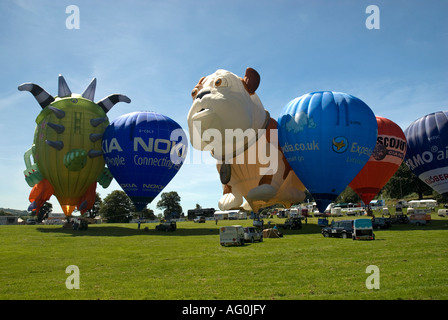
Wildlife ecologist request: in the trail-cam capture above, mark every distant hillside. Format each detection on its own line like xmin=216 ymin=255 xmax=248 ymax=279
xmin=0 ymin=208 xmax=28 ymax=216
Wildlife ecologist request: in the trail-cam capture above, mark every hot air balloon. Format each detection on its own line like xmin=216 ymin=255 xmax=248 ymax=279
xmin=20 ymin=75 xmax=129 ymax=216
xmin=102 ymin=111 xmax=188 ymax=211
xmin=404 ymin=111 xmax=448 ymax=198
xmin=349 ymin=117 xmax=407 ymax=205
xmin=278 ymin=91 xmax=378 ymax=213
xmin=187 ymin=68 xmax=306 ymax=213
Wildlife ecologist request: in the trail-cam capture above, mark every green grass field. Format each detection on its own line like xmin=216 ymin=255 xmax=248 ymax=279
xmin=1 ymin=213 xmax=447 ymax=300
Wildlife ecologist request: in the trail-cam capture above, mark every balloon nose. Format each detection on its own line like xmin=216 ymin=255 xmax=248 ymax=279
xmin=195 ymin=90 xmax=211 ymax=100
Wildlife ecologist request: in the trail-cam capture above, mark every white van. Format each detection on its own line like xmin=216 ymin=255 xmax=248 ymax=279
xmin=219 ymin=225 xmax=245 ymax=246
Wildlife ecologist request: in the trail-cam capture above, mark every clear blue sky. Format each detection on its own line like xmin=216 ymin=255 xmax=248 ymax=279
xmin=0 ymin=0 xmax=447 ymax=215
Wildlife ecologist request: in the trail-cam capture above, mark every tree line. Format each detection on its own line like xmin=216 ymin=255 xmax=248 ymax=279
xmin=29 ymin=162 xmax=445 ymax=222
xmin=29 ymin=190 xmax=184 ymax=223
xmin=334 ymin=163 xmax=446 ymax=204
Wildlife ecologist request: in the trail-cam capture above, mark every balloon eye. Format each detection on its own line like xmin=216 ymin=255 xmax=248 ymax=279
xmin=191 ymin=88 xmax=198 ymax=99
xmin=215 ymin=78 xmax=222 ymax=87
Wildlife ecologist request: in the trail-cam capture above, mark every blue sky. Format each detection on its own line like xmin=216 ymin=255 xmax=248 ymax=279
xmin=0 ymin=0 xmax=447 ymax=215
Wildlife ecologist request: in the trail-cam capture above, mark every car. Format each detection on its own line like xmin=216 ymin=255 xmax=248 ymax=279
xmin=193 ymin=216 xmax=206 ymax=223
xmin=155 ymin=221 xmax=177 ymax=231
xmin=243 ymin=227 xmax=263 ymax=243
xmin=321 ymin=220 xmax=353 ymax=238
xmin=279 ymin=217 xmax=302 ymax=230
xmin=371 ymin=217 xmax=391 ymax=229
xmin=26 ymin=219 xmax=36 ymax=225
xmin=438 ymin=209 xmax=448 ymax=217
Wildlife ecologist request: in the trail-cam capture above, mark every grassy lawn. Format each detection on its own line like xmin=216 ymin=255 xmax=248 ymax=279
xmin=0 ymin=213 xmax=447 ymax=300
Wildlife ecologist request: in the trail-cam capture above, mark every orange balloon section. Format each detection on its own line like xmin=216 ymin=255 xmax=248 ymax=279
xmin=349 ymin=117 xmax=407 ymax=205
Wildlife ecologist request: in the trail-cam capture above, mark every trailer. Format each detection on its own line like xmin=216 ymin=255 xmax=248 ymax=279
xmin=219 ymin=225 xmax=245 ymax=246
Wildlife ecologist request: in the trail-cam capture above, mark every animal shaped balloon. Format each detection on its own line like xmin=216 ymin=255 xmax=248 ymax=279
xmin=20 ymin=75 xmax=130 ymax=216
xmin=349 ymin=116 xmax=407 ymax=205
xmin=404 ymin=111 xmax=448 ymax=198
xmin=278 ymin=91 xmax=378 ymax=213
xmin=187 ymin=68 xmax=306 ymax=213
xmin=102 ymin=111 xmax=188 ymax=211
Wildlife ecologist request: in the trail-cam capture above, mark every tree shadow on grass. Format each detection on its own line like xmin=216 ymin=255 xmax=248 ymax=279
xmin=36 ymin=225 xmax=220 ymax=237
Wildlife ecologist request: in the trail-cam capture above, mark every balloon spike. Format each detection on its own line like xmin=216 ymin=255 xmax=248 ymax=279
xmin=18 ymin=83 xmax=55 ymax=109
xmin=48 ymin=106 xmax=66 ymax=119
xmin=88 ymin=149 xmax=103 ymax=158
xmin=47 ymin=122 xmax=65 ymax=134
xmin=58 ymin=74 xmax=72 ymax=98
xmin=89 ymin=133 xmax=103 ymax=142
xmin=82 ymin=78 xmax=97 ymax=101
xmin=45 ymin=140 xmax=64 ymax=151
xmin=90 ymin=117 xmax=107 ymax=127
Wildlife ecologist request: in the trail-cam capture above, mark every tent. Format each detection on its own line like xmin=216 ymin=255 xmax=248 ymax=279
xmin=262 ymin=228 xmax=282 ymax=238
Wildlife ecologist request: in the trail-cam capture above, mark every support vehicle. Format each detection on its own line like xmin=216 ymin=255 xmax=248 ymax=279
xmin=321 ymin=220 xmax=353 ymax=238
xmin=219 ymin=225 xmax=245 ymax=246
xmin=352 ymin=218 xmax=375 ymax=240
xmin=279 ymin=217 xmax=302 ymax=230
xmin=243 ymin=227 xmax=263 ymax=243
xmin=409 ymin=209 xmax=431 ymax=226
xmin=155 ymin=221 xmax=177 ymax=231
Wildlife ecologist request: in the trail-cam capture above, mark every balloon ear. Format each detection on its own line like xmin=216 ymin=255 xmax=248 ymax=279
xmin=242 ymin=68 xmax=260 ymax=95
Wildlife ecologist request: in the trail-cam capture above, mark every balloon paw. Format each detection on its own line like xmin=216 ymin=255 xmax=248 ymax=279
xmin=219 ymin=192 xmax=243 ymax=210
xmin=97 ymin=167 xmax=113 ymax=188
xmin=24 ymin=164 xmax=43 ymax=187
xmin=64 ymin=149 xmax=88 ymax=171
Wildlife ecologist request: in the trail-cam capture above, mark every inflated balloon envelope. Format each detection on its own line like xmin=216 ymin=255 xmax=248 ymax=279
xmin=102 ymin=111 xmax=188 ymax=211
xmin=349 ymin=116 xmax=406 ymax=205
xmin=187 ymin=68 xmax=306 ymax=213
xmin=20 ymin=75 xmax=129 ymax=216
xmin=278 ymin=91 xmax=378 ymax=213
xmin=404 ymin=111 xmax=448 ymax=198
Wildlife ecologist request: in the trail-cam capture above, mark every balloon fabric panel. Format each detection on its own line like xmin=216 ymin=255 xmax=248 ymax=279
xmin=20 ymin=76 xmax=129 ymax=216
xmin=278 ymin=91 xmax=378 ymax=212
xmin=103 ymin=111 xmax=188 ymax=211
xmin=404 ymin=111 xmax=448 ymax=196
xmin=349 ymin=117 xmax=407 ymax=205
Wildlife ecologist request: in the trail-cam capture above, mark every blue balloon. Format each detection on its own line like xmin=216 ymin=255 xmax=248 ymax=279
xmin=102 ymin=111 xmax=188 ymax=211
xmin=404 ymin=111 xmax=448 ymax=197
xmin=278 ymin=91 xmax=378 ymax=212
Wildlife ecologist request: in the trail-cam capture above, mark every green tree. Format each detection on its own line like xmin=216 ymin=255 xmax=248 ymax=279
xmin=383 ymin=163 xmax=432 ymax=199
xmin=137 ymin=208 xmax=156 ymax=220
xmin=157 ymin=191 xmax=183 ymax=219
xmin=85 ymin=192 xmax=102 ymax=218
xmin=100 ymin=190 xmax=135 ymax=223
xmin=335 ymin=187 xmax=361 ymax=204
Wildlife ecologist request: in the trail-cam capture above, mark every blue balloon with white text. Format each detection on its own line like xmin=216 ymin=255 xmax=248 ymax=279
xmin=102 ymin=111 xmax=188 ymax=211
xmin=278 ymin=91 xmax=378 ymax=212
xmin=404 ymin=111 xmax=448 ymax=198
